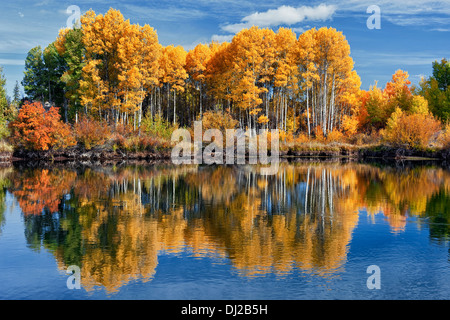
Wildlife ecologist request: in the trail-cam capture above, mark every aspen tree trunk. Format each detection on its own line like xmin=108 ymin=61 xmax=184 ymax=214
xmin=306 ymin=86 xmax=311 ymax=137
xmin=158 ymin=86 xmax=161 ymax=118
xmin=322 ymin=67 xmax=328 ymax=136
xmin=293 ymin=101 xmax=296 ymax=133
xmin=150 ymin=87 xmax=154 ymax=120
xmin=311 ymin=85 xmax=315 ymax=131
xmin=199 ymin=85 xmax=202 ymax=119
xmin=275 ymin=92 xmax=279 ymax=129
xmin=280 ymin=93 xmax=284 ymax=130
xmin=265 ymin=83 xmax=269 ymax=128
xmin=138 ymin=100 xmax=142 ymax=135
xmin=247 ymin=108 xmax=250 ymax=135
xmin=284 ymin=94 xmax=287 ymax=132
xmin=173 ymin=90 xmax=176 ymax=125
xmin=167 ymin=84 xmax=170 ymax=122
xmin=330 ymin=74 xmax=336 ymax=132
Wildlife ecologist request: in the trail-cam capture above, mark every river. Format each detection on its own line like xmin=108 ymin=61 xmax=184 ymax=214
xmin=0 ymin=160 xmax=449 ymax=299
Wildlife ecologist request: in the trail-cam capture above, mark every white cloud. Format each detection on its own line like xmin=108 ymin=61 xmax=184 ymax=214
xmin=221 ymin=23 xmax=248 ymax=34
xmin=330 ymin=0 xmax=450 ymax=14
xmin=211 ymin=34 xmax=234 ymax=43
xmin=385 ymin=16 xmax=450 ymax=27
xmin=292 ymin=25 xmax=312 ymax=34
xmin=0 ymin=58 xmax=25 ymax=66
xmin=221 ymin=4 xmax=336 ymax=34
xmin=411 ymin=73 xmax=427 ymax=82
xmin=123 ymin=3 xmax=206 ymax=22
xmin=352 ymin=50 xmax=444 ymax=68
xmin=432 ymin=28 xmax=450 ymax=32
xmin=330 ymin=0 xmax=450 ymax=27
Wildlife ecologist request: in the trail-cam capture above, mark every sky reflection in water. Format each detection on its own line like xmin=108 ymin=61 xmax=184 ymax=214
xmin=0 ymin=161 xmax=449 ymax=299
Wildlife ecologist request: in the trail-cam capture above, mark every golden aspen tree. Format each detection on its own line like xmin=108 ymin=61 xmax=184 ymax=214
xmin=80 ymin=9 xmax=161 ymax=128
xmin=273 ymin=27 xmax=296 ymax=132
xmin=80 ymin=9 xmax=125 ymax=122
xmin=258 ymin=29 xmax=277 ymax=128
xmin=159 ymin=45 xmax=188 ymax=125
xmin=335 ymin=70 xmax=362 ymax=133
xmin=135 ymin=24 xmax=162 ymax=129
xmin=53 ymin=12 xmax=369 ymax=138
xmin=291 ymin=28 xmax=319 ymax=136
xmin=117 ymin=23 xmax=161 ymax=129
xmin=186 ymin=43 xmax=212 ymax=119
xmin=226 ymin=27 xmax=267 ymax=133
xmin=309 ymin=27 xmax=356 ymax=136
xmin=204 ymin=41 xmax=232 ymax=110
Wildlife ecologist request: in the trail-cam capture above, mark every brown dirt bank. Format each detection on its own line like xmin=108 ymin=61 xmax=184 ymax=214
xmin=8 ymin=144 xmax=450 ymax=164
xmin=12 ymin=146 xmax=171 ymax=162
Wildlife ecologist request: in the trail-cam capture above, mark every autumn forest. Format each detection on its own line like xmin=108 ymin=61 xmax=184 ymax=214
xmin=1 ymin=8 xmax=450 ymax=155
xmin=2 ymin=5 xmax=450 ymax=300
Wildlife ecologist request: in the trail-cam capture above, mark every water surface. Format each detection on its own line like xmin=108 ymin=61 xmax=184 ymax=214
xmin=0 ymin=161 xmax=449 ymax=299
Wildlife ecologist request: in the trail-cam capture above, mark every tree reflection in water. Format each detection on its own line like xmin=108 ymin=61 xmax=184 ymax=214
xmin=1 ymin=162 xmax=449 ymax=293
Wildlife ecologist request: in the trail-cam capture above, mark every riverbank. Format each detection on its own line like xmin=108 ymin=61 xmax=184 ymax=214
xmin=287 ymin=144 xmax=450 ymax=160
xmin=11 ymin=145 xmax=172 ymax=162
xmin=5 ymin=143 xmax=450 ymax=164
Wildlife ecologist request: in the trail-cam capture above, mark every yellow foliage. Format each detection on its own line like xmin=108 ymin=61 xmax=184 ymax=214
xmin=80 ymin=8 xmax=161 ymax=122
xmin=410 ymin=95 xmax=429 ymax=115
xmin=382 ymin=107 xmax=441 ymax=149
xmin=160 ymin=45 xmax=188 ymax=92
xmin=295 ymin=133 xmax=309 ymax=144
xmin=326 ymin=129 xmax=345 ymax=143
xmin=257 ymin=115 xmax=269 ymax=124
xmin=438 ymin=121 xmax=450 ymax=149
xmin=279 ymin=130 xmax=294 ymax=143
xmin=341 ymin=115 xmax=359 ymax=136
xmin=201 ymin=110 xmax=238 ymax=132
xmin=314 ymin=126 xmax=325 ymax=142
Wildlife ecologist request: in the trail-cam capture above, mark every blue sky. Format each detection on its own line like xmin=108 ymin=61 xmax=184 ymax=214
xmin=1 ymin=0 xmax=449 ymax=97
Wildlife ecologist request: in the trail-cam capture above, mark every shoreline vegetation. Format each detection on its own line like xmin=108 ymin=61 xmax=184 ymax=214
xmin=0 ymin=8 xmax=449 ymax=165
xmin=3 ymin=142 xmax=450 ymax=164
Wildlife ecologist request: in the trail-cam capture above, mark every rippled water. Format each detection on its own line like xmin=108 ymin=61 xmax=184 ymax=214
xmin=0 ymin=161 xmax=449 ymax=299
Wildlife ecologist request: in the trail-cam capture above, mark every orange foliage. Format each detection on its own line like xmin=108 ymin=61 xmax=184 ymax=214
xmin=12 ymin=169 xmax=76 ymax=215
xmin=314 ymin=126 xmax=325 ymax=142
xmin=357 ymin=90 xmax=370 ymax=129
xmin=201 ymin=110 xmax=238 ymax=132
xmin=382 ymin=107 xmax=441 ymax=149
xmin=279 ymin=130 xmax=294 ymax=143
xmin=438 ymin=121 xmax=450 ymax=149
xmin=384 ymin=69 xmax=412 ymax=100
xmin=295 ymin=133 xmax=309 ymax=144
xmin=10 ymin=102 xmax=76 ymax=151
xmin=326 ymin=129 xmax=345 ymax=143
xmin=74 ymin=116 xmax=111 ymax=150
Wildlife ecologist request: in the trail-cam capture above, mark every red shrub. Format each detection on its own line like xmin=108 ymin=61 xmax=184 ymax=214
xmin=74 ymin=116 xmax=111 ymax=150
xmin=10 ymin=102 xmax=76 ymax=151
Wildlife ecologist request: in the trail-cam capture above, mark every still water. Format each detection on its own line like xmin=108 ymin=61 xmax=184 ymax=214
xmin=0 ymin=161 xmax=449 ymax=300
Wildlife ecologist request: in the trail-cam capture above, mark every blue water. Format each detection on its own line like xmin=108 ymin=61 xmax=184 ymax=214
xmin=0 ymin=163 xmax=449 ymax=300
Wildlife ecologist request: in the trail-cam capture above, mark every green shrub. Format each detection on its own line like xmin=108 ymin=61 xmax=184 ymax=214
xmin=141 ymin=114 xmax=177 ymax=140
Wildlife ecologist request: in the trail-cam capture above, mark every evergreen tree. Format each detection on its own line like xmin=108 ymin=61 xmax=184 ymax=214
xmin=22 ymin=46 xmax=46 ymax=102
xmin=417 ymin=58 xmax=450 ymax=121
